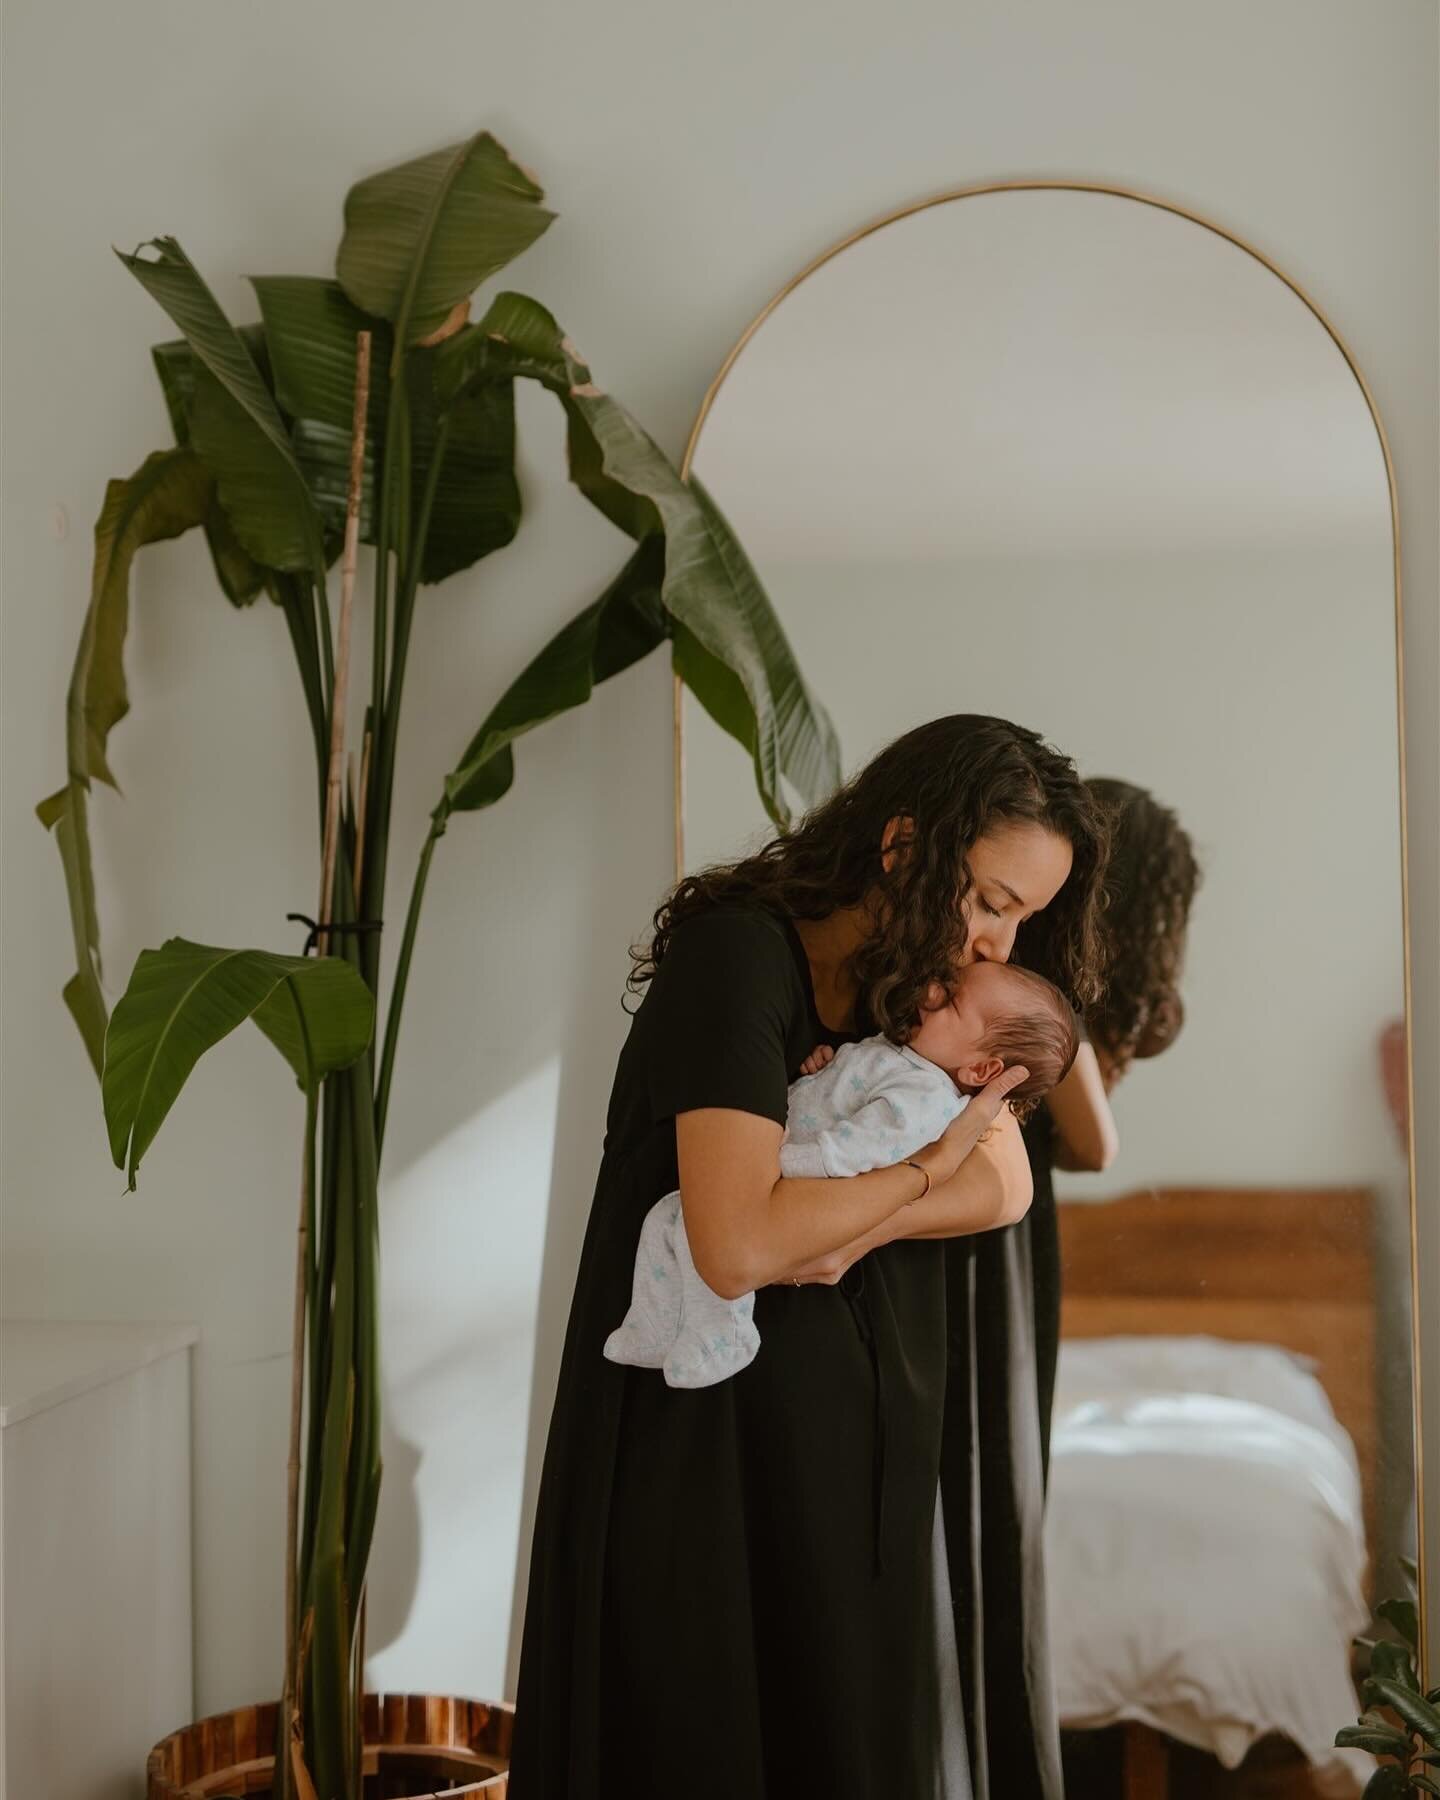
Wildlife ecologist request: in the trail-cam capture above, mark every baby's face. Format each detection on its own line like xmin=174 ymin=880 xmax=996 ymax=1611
xmin=908 ymin=963 xmax=1024 ymax=1089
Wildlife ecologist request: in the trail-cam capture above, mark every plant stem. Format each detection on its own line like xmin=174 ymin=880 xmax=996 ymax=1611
xmin=273 ymin=575 xmax=328 ymax=808
xmin=386 ymin=412 xmax=450 ymax=729
xmin=360 ymin=402 xmax=451 ymax=1077
xmin=316 ymin=334 xmax=372 ymax=956
xmin=373 ymin=819 xmax=443 ymax=1158
xmin=342 ymin=1052 xmax=382 ymax=1612
xmin=279 ymin=1077 xmax=318 ymax=1800
xmin=313 ymin=566 xmax=335 ymax=716
xmin=359 ymin=373 xmax=425 ymax=999
xmin=304 ymin=1077 xmax=358 ymax=1800
xmin=365 ymin=361 xmax=405 ymax=986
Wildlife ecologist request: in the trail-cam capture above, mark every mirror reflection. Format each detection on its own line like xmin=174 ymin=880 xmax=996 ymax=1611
xmin=683 ymin=187 xmax=1413 ymax=1798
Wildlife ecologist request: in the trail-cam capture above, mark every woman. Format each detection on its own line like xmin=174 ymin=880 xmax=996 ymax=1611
xmin=1022 ymin=778 xmax=1201 ymax=1469
xmin=508 ymin=715 xmax=1109 ymax=1800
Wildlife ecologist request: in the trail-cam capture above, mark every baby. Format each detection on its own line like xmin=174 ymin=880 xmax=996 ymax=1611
xmin=604 ymin=960 xmax=1079 ymax=1389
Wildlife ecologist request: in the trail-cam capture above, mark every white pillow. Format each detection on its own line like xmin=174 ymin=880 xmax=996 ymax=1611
xmin=1054 ymin=1333 xmax=1353 ymax=1464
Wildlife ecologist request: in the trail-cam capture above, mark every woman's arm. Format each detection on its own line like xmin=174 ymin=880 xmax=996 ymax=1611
xmin=780 ymin=1105 xmax=1034 ymax=1283
xmin=1046 ymin=1041 xmax=1119 ymax=1172
xmin=676 ymin=1066 xmax=1028 ymax=1298
xmin=894 ymin=1104 xmax=1034 ymax=1236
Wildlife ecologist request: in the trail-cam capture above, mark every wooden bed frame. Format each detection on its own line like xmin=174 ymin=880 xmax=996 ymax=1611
xmin=1056 ymin=1185 xmax=1377 ymax=1800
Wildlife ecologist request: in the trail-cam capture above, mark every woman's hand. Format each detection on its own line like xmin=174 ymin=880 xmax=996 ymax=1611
xmin=772 ymin=1066 xmax=1031 ymax=1286
xmin=912 ymin=1065 xmax=1029 ymax=1188
xmin=781 ymin=1240 xmax=867 ymax=1286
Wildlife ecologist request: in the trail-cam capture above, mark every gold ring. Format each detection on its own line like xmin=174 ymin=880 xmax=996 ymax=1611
xmin=791 ymin=1277 xmax=801 ymax=1287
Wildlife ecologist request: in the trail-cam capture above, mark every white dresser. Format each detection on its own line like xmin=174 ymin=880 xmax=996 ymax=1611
xmin=0 ymin=1321 xmax=198 ymax=1800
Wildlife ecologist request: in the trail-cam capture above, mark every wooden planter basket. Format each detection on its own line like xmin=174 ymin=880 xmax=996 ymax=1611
xmin=147 ymin=1694 xmax=513 ymax=1799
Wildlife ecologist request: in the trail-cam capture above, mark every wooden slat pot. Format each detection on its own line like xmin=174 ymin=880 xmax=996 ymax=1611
xmin=147 ymin=1694 xmax=513 ymax=1798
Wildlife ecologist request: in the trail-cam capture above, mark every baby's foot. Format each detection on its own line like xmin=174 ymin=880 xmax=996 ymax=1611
xmin=664 ymin=1227 xmax=762 ymax=1388
xmin=604 ymin=1313 xmax=673 ymax=1367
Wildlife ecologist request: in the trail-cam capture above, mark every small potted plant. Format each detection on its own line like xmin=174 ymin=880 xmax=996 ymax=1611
xmin=1335 ymin=1562 xmax=1439 ymax=1797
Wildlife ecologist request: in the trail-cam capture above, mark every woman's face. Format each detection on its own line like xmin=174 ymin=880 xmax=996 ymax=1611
xmin=959 ymin=822 xmax=1074 ymax=967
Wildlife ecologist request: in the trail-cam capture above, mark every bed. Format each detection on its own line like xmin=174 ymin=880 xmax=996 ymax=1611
xmin=1049 ymin=1186 xmax=1377 ymax=1800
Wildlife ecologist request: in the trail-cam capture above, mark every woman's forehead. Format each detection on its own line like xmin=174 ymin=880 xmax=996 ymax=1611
xmin=969 ymin=823 xmax=1073 ymax=894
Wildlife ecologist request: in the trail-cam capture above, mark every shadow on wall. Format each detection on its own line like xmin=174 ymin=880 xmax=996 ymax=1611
xmin=357 ymin=618 xmax=674 ymax=1700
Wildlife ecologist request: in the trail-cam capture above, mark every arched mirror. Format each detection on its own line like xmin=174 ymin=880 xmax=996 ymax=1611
xmin=679 ymin=184 xmax=1417 ymax=1795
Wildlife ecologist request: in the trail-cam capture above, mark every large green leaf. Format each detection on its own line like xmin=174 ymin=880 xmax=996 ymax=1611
xmin=435 ymin=293 xmax=652 ymax=536
xmin=437 ymin=536 xmax=667 ymax=819
xmin=1379 ymin=1598 xmax=1421 ymax=1649
xmin=152 ymin=332 xmax=269 ymax=605
xmin=1335 ymin=1724 xmax=1417 ymax=1757
xmin=36 ymin=787 xmax=110 ymax=1077
xmin=250 ymin=275 xmax=390 ymax=539
xmin=435 ymin=294 xmax=841 ymax=823
xmin=37 ymin=449 xmax=214 ymax=1075
xmin=103 ymin=939 xmax=375 ymax=1190
xmin=251 ymin=275 xmax=519 ymax=580
xmin=1371 ymin=1641 xmax=1422 ymax=1692
xmin=406 ymin=355 xmax=520 ymax=582
xmin=335 ymin=131 xmax=554 ymax=352
xmin=1365 ymin=1679 xmax=1440 ymax=1751
xmin=117 ymin=238 xmax=325 ymax=574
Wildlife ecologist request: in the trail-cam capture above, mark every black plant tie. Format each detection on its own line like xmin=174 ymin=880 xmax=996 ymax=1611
xmin=286 ymin=912 xmax=385 ymax=957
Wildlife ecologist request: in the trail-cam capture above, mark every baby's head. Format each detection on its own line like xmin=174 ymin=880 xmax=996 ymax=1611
xmin=905 ymin=963 xmax=1079 ymax=1111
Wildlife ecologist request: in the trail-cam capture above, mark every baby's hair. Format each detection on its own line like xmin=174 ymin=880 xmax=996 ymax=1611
xmin=959 ymin=965 xmax=1080 ymax=1122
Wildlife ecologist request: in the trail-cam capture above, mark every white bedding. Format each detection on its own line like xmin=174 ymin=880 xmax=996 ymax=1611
xmin=1046 ymin=1334 xmax=1371 ymax=1779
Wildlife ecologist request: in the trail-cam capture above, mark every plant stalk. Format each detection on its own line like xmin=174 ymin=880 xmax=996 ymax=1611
xmin=352 ymin=727 xmax=373 ymax=908
xmin=373 ymin=819 xmax=443 ymax=1157
xmin=317 ymin=334 xmax=372 ymax=957
xmin=279 ymin=1077 xmax=318 ymax=1800
xmin=364 ymin=360 xmax=408 ymax=983
xmin=285 ymin=335 xmax=372 ymax=1800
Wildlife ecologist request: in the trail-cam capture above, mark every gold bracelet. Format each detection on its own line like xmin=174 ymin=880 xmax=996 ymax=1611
xmin=902 ymin=1157 xmax=931 ymax=1199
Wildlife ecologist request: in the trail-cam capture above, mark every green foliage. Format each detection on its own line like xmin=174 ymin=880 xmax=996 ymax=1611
xmin=336 ymin=131 xmax=554 ymax=349
xmin=436 ymin=290 xmax=840 ymax=822
xmin=117 ymin=238 xmax=326 ymax=575
xmin=102 ymin=940 xmax=374 ymax=1189
xmin=36 ymin=449 xmax=214 ymax=1072
xmin=1337 ymin=1569 xmax=1433 ymax=1795
xmin=44 ymin=126 xmax=843 ymax=1800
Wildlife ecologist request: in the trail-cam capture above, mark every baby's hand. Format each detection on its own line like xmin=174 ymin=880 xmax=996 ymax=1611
xmin=798 ymin=1044 xmax=836 ymax=1077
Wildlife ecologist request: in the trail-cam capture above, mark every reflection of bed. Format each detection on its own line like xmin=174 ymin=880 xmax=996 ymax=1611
xmin=1051 ymin=1187 xmax=1376 ymax=1799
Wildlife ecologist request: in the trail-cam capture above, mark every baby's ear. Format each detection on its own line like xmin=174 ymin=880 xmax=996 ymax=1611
xmin=956 ymin=1055 xmax=1005 ymax=1088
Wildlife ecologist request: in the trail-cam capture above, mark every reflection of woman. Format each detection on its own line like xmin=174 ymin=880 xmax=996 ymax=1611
xmin=509 ymin=716 xmax=1108 ymax=1800
xmin=1024 ymin=778 xmax=1201 ymax=1468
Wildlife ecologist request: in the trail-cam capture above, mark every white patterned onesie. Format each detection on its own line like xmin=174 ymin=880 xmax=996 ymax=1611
xmin=603 ymin=1034 xmax=967 ymax=1388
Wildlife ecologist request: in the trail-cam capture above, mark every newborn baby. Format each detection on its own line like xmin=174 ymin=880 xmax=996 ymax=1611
xmin=604 ymin=960 xmax=1078 ymax=1389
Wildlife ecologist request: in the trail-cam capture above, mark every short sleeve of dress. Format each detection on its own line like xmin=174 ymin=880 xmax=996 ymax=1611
xmin=642 ymin=906 xmax=798 ymax=1129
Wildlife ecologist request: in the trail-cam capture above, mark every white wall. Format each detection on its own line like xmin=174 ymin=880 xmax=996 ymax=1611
xmin=2 ymin=0 xmax=1436 ymax=1723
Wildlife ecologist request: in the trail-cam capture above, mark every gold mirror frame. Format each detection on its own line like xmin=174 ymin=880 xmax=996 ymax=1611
xmin=673 ymin=176 xmax=1425 ymax=1663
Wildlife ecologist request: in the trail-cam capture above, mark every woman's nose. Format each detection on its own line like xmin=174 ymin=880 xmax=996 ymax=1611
xmin=971 ymin=921 xmax=1017 ymax=964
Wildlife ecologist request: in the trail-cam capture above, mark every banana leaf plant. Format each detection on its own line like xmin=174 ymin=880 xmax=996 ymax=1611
xmin=1335 ymin=1559 xmax=1440 ymax=1796
xmin=39 ymin=128 xmax=840 ymax=1800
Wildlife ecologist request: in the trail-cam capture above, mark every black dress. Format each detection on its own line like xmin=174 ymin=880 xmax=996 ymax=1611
xmin=1022 ymin=1108 xmax=1062 ymax=1485
xmin=508 ymin=902 xmax=1061 ymax=1800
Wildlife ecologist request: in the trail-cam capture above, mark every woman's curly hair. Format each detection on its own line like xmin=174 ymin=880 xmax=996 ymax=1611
xmin=631 ymin=714 xmax=1111 ymax=1040
xmin=1084 ymin=778 xmax=1200 ymax=1078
